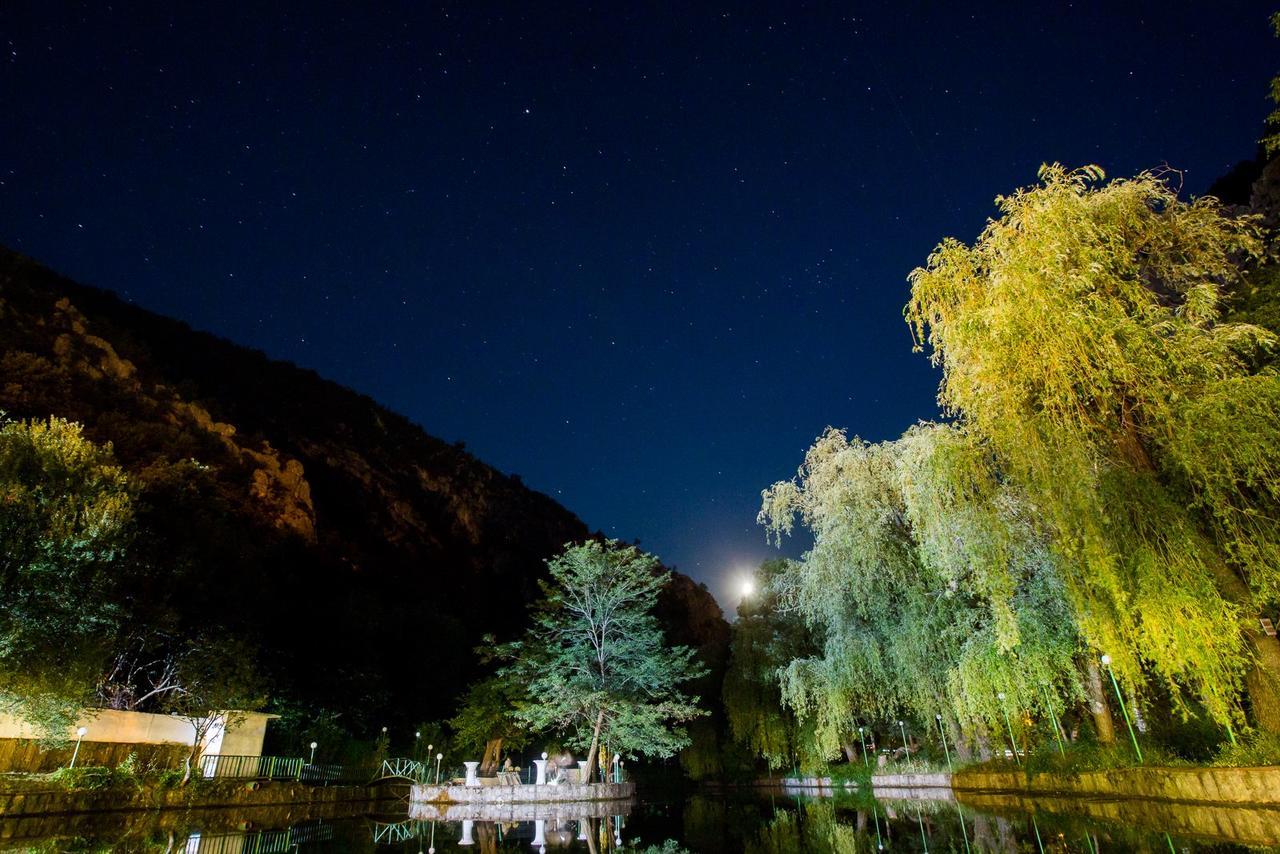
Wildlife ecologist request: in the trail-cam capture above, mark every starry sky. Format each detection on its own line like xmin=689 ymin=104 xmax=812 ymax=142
xmin=2 ymin=3 xmax=1276 ymax=609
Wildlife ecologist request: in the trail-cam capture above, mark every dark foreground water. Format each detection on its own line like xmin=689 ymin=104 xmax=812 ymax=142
xmin=5 ymin=787 xmax=1280 ymax=852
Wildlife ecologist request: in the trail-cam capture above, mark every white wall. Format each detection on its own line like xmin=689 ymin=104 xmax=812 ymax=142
xmin=0 ymin=708 xmax=277 ymax=756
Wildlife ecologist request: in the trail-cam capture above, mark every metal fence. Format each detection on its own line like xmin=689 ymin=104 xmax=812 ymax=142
xmin=198 ymin=753 xmax=372 ymax=784
xmin=199 ymin=753 xmax=304 ymax=780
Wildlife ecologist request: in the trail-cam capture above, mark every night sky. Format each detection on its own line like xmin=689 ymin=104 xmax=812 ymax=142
xmin=2 ymin=3 xmax=1276 ymax=608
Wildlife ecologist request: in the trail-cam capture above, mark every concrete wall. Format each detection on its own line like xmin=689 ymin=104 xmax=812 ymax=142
xmin=0 ymin=709 xmax=277 ymax=772
xmin=871 ymin=771 xmax=953 ymax=789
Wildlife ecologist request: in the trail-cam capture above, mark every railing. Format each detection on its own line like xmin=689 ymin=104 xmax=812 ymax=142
xmin=183 ymin=823 xmax=334 ymax=853
xmin=377 ymin=756 xmax=430 ymax=783
xmin=199 ymin=753 xmax=305 ymax=781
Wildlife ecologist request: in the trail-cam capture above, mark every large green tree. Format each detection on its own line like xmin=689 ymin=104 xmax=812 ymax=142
xmin=0 ymin=416 xmax=135 ymax=735
xmin=906 ymin=164 xmax=1280 ymax=731
xmin=502 ymin=540 xmax=707 ymax=781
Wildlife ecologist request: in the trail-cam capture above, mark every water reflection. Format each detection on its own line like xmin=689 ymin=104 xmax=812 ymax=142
xmin=4 ymin=789 xmax=1280 ymax=851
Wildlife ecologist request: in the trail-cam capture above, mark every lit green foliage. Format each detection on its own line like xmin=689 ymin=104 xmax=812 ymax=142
xmin=722 ymin=559 xmax=818 ymax=769
xmin=906 ymin=164 xmax=1279 ymax=726
xmin=448 ymin=673 xmax=531 ymax=757
xmin=0 ymin=416 xmax=135 ymax=735
xmin=509 ymin=540 xmax=708 ymax=760
xmin=502 ymin=540 xmax=707 ymax=771
xmin=1265 ymin=12 xmax=1280 ymax=155
xmin=760 ymin=423 xmax=1083 ymax=753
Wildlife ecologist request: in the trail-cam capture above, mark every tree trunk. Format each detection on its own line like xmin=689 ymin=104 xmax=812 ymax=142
xmin=583 ymin=709 xmax=605 ymax=784
xmin=1085 ymin=660 xmax=1116 ymax=744
xmin=480 ymin=738 xmax=503 ymax=775
xmin=975 ymin=727 xmax=993 ymax=761
xmin=1243 ymin=622 xmax=1280 ymax=733
xmin=841 ymin=742 xmax=857 ymax=763
xmin=947 ymin=718 xmax=972 ymax=761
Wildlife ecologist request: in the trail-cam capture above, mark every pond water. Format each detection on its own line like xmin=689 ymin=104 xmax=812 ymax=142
xmin=5 ymin=788 xmax=1280 ymax=852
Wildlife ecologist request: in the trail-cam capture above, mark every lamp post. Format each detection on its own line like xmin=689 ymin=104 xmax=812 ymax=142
xmin=897 ymin=720 xmax=910 ymax=759
xmin=435 ymin=752 xmax=443 ymax=784
xmin=309 ymin=741 xmax=317 ymax=763
xmin=69 ymin=726 xmax=87 ymax=769
xmin=935 ymin=714 xmax=952 ymax=772
xmin=1101 ymin=655 xmax=1143 ymax=763
xmin=857 ymin=726 xmax=870 ymax=769
xmin=1040 ymin=683 xmax=1066 ymax=757
xmin=997 ymin=693 xmax=1020 ymax=766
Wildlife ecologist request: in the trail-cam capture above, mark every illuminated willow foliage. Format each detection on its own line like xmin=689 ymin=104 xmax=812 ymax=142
xmin=759 ymin=423 xmax=1082 ymax=756
xmin=907 ymin=164 xmax=1280 ymax=728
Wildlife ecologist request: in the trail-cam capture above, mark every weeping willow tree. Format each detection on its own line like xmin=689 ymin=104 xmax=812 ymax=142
xmin=906 ymin=164 xmax=1280 ymax=732
xmin=759 ymin=423 xmax=1084 ymax=756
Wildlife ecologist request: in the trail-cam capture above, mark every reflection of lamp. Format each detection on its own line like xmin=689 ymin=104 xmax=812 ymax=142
xmin=532 ymin=819 xmax=546 ymax=847
xmin=459 ymin=819 xmax=475 ymax=846
xmin=69 ymin=726 xmax=88 ymax=769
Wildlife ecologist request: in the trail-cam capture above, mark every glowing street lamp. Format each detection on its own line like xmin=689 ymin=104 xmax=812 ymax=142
xmin=435 ymin=752 xmax=444 ymax=784
xmin=69 ymin=726 xmax=88 ymax=769
xmin=1101 ymin=654 xmax=1143 ymax=763
xmin=897 ymin=720 xmax=909 ymax=757
xmin=309 ymin=741 xmax=318 ymax=763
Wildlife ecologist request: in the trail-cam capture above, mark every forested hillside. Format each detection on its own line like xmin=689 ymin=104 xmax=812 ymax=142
xmin=0 ymin=246 xmax=726 ymax=753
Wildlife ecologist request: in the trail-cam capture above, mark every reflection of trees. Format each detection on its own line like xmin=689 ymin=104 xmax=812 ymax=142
xmin=745 ymin=801 xmax=857 ymax=854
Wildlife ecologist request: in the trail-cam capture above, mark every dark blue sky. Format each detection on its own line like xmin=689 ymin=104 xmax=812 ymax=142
xmin=2 ymin=3 xmax=1275 ymax=607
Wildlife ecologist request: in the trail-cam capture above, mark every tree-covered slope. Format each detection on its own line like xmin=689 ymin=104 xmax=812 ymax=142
xmin=0 ymin=246 xmax=726 ymax=745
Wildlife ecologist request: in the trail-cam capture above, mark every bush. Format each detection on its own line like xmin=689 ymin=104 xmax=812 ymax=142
xmin=1213 ymin=731 xmax=1280 ymax=767
xmin=47 ymin=755 xmax=143 ymax=790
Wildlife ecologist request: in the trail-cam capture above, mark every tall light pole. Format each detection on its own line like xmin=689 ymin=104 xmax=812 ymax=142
xmin=935 ymin=714 xmax=952 ymax=772
xmin=435 ymin=752 xmax=443 ymax=784
xmin=1040 ymin=683 xmax=1066 ymax=757
xmin=997 ymin=693 xmax=1020 ymax=766
xmin=897 ymin=720 xmax=909 ymax=758
xmin=69 ymin=726 xmax=87 ymax=769
xmin=309 ymin=741 xmax=318 ymax=763
xmin=857 ymin=726 xmax=870 ymax=769
xmin=1101 ymin=655 xmax=1143 ymax=763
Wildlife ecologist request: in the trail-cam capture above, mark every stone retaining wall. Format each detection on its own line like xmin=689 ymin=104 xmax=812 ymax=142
xmin=0 ymin=738 xmax=188 ymax=773
xmin=0 ymin=779 xmax=386 ymax=818
xmin=411 ymin=781 xmax=634 ymax=804
xmin=952 ymin=765 xmax=1280 ymax=807
xmin=871 ymin=772 xmax=952 ymax=789
xmin=409 ymin=797 xmax=635 ymax=821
